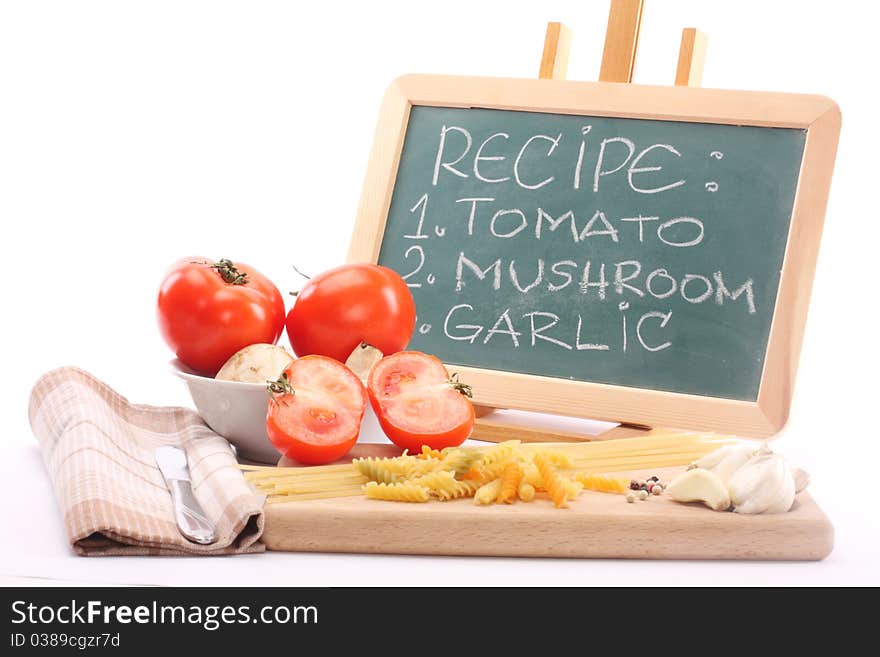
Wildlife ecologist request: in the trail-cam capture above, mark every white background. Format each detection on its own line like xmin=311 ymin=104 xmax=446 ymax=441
xmin=1 ymin=0 xmax=878 ymax=586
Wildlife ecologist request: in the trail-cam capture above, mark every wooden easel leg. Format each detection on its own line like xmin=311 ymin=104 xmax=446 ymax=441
xmin=675 ymin=28 xmax=708 ymax=86
xmin=599 ymin=0 xmax=645 ymax=82
xmin=539 ymin=21 xmax=572 ymax=80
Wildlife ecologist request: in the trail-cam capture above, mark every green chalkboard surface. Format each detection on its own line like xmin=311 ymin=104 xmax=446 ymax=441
xmin=376 ymin=106 xmax=807 ymax=401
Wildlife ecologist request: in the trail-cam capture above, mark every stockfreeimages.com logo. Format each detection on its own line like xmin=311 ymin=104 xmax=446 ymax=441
xmin=11 ymin=600 xmax=317 ymax=631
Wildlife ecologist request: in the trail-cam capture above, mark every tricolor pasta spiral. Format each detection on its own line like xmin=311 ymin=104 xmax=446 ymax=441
xmin=533 ymin=454 xmax=570 ymax=508
xmin=363 ymin=481 xmax=430 ymax=503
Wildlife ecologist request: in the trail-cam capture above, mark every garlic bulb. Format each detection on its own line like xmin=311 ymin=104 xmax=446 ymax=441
xmin=691 ymin=444 xmax=757 ymax=485
xmin=672 ymin=442 xmax=808 ymax=515
xmin=727 ymin=451 xmax=796 ymax=514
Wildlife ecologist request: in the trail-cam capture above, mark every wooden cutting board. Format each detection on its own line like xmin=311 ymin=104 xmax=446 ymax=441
xmin=262 ymin=445 xmax=833 ymax=560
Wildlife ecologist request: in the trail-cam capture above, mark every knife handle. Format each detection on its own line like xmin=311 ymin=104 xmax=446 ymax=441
xmin=167 ymin=479 xmax=217 ymax=545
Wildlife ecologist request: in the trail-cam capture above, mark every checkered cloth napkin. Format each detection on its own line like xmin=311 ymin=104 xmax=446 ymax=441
xmin=28 ymin=367 xmax=265 ymax=556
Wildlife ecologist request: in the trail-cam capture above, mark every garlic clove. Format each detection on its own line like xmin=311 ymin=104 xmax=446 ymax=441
xmin=710 ymin=445 xmax=757 ymax=485
xmin=666 ymin=468 xmax=731 ymax=512
xmin=691 ymin=445 xmax=738 ymax=471
xmin=728 ymin=453 xmax=792 ymax=515
xmin=764 ymin=465 xmax=796 ymax=514
xmin=792 ymin=468 xmax=810 ymax=494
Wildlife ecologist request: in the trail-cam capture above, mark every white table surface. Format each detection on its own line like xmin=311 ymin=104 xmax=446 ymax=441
xmin=4 ymin=387 xmax=879 ymax=587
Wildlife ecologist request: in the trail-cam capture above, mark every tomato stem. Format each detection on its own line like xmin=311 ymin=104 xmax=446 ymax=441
xmin=267 ymin=372 xmax=295 ymax=397
xmin=287 ymin=265 xmax=311 ymax=295
xmin=447 ymin=373 xmax=473 ymax=398
xmin=292 ymin=265 xmax=311 ymax=280
xmin=211 ymin=259 xmax=249 ymax=285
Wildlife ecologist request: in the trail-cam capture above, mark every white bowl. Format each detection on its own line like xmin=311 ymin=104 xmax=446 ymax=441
xmin=170 ymin=360 xmax=281 ymax=463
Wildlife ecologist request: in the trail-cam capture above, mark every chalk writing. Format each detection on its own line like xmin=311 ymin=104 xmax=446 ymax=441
xmin=377 ymin=106 xmax=806 ymax=401
xmin=402 ymin=120 xmax=755 ymax=352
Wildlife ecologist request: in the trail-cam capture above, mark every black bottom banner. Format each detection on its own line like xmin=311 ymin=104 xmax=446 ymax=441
xmin=0 ymin=586 xmax=854 ymax=650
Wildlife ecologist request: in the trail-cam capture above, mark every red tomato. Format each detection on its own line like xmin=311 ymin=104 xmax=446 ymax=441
xmin=266 ymin=356 xmax=367 ymax=465
xmin=157 ymin=258 xmax=285 ymax=375
xmin=367 ymin=351 xmax=475 ymax=452
xmin=286 ymin=264 xmax=415 ymax=363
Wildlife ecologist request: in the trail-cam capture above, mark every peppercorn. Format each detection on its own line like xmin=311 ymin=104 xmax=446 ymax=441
xmin=648 ymin=475 xmax=660 ymax=483
xmin=651 ymin=484 xmax=662 ymax=495
xmin=626 ymin=492 xmax=636 ymax=503
xmin=629 ymin=479 xmax=641 ymax=491
xmin=638 ymin=489 xmax=649 ymax=501
xmin=640 ymin=483 xmax=650 ymax=492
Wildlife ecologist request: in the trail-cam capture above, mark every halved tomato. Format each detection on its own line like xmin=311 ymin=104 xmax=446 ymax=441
xmin=367 ymin=351 xmax=475 ymax=452
xmin=266 ymin=356 xmax=367 ymax=465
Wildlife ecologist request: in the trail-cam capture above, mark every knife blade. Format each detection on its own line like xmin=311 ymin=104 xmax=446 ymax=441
xmin=155 ymin=445 xmax=216 ymax=545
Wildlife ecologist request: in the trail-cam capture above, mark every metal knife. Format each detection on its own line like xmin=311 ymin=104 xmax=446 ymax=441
xmin=155 ymin=445 xmax=217 ymax=545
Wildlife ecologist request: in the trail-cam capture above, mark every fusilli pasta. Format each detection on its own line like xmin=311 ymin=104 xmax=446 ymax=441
xmin=521 ymin=462 xmax=543 ymax=489
xmin=438 ymin=448 xmax=483 ymax=476
xmin=462 ymin=461 xmax=507 ymax=482
xmin=416 ymin=445 xmax=442 ymax=460
xmin=534 ymin=449 xmax=574 ymax=468
xmin=534 ymin=454 xmax=570 ymax=508
xmin=363 ymin=481 xmax=430 ymax=503
xmin=353 ymin=458 xmax=405 ymax=484
xmin=407 ymin=470 xmax=457 ymax=492
xmin=575 ymin=473 xmax=629 ymax=494
xmin=474 ymin=478 xmax=503 ymax=505
xmin=517 ymin=482 xmax=536 ymax=502
xmin=473 ymin=440 xmax=521 ymax=466
xmin=497 ymin=462 xmax=523 ymax=504
xmin=434 ymin=479 xmax=481 ymax=501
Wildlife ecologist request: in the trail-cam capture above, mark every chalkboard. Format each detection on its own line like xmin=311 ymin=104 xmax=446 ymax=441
xmin=376 ymin=105 xmax=805 ymax=401
xmin=349 ymin=75 xmax=840 ymax=434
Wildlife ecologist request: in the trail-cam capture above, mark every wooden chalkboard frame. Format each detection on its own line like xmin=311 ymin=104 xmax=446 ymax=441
xmin=347 ymin=74 xmax=840 ymax=437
